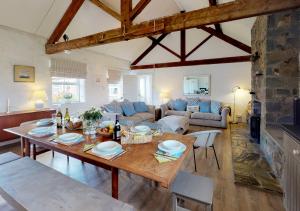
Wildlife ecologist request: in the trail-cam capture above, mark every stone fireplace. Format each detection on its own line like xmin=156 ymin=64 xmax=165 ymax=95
xmin=251 ymin=8 xmax=300 ymax=183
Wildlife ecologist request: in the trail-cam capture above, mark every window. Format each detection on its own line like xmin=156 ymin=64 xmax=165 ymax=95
xmin=108 ymin=84 xmax=122 ymax=101
xmin=52 ymin=77 xmax=85 ymax=104
xmin=138 ymin=75 xmax=152 ymax=104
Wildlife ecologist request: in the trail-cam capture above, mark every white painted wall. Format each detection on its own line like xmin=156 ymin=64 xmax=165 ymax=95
xmin=0 ymin=25 xmax=130 ymax=115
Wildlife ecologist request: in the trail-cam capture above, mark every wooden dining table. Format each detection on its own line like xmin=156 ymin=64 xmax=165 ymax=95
xmin=4 ymin=123 xmax=195 ymax=199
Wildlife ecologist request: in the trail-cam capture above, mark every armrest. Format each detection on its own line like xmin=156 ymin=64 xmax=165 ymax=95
xmin=220 ymin=107 xmax=230 ymax=128
xmin=147 ymin=105 xmax=155 ymax=116
xmin=160 ymin=104 xmax=169 ymax=118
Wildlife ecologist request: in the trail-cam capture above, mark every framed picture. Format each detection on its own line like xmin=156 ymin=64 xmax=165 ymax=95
xmin=14 ymin=65 xmax=35 ymax=82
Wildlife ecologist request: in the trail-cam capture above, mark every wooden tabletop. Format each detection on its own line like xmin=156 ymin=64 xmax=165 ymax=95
xmin=5 ymin=124 xmax=195 ymax=188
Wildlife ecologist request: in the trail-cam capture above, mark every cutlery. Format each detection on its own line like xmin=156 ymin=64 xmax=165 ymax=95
xmin=154 ymin=152 xmax=178 ymax=160
xmin=111 ymin=150 xmax=126 ymax=160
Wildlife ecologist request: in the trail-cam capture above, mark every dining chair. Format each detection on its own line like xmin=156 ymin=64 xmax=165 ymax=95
xmin=188 ymin=130 xmax=222 ymax=171
xmin=20 ymin=120 xmax=69 ymax=162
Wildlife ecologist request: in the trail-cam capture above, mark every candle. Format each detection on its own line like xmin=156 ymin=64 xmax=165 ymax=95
xmin=7 ymin=98 xmax=10 ymax=113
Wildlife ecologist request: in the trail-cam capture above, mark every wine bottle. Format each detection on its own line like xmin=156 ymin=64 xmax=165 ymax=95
xmin=113 ymin=115 xmax=121 ymax=142
xmin=56 ymin=108 xmax=63 ymax=128
xmin=64 ymin=108 xmax=70 ymax=123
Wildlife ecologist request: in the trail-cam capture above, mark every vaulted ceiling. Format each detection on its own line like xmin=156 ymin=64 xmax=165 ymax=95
xmin=0 ymin=0 xmax=255 ymax=62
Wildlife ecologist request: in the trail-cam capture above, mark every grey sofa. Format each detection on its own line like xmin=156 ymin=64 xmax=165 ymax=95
xmin=101 ymin=100 xmax=155 ymax=125
xmin=161 ymin=100 xmax=230 ymax=128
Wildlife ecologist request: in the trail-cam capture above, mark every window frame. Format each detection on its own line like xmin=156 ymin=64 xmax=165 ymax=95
xmin=51 ymin=77 xmax=86 ymax=105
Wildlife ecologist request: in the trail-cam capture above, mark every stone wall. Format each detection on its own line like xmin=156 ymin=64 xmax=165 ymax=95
xmin=252 ymin=9 xmax=300 ymax=126
xmin=251 ymin=9 xmax=300 ymax=185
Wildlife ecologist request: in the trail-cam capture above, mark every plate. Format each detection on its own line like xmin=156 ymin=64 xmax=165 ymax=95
xmin=132 ymin=125 xmax=151 ymax=133
xmin=58 ymin=133 xmax=83 ymax=142
xmin=36 ymin=118 xmax=53 ymax=126
xmin=95 ymin=141 xmax=122 ymax=153
xmin=29 ymin=127 xmax=52 ymax=134
xmin=158 ymin=141 xmax=186 ymax=154
xmin=161 ymin=140 xmax=182 ymax=151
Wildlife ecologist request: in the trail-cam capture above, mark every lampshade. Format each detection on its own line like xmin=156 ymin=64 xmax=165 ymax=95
xmin=32 ymin=90 xmax=48 ymax=109
xmin=32 ymin=90 xmax=48 ymax=101
xmin=160 ymin=91 xmax=170 ymax=104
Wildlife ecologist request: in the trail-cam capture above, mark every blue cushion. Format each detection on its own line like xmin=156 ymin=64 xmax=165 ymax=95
xmin=121 ymin=101 xmax=136 ymax=116
xmin=211 ymin=101 xmax=222 ymax=114
xmin=133 ymin=102 xmax=148 ymax=113
xmin=199 ymin=101 xmax=211 ymax=113
xmin=173 ymin=99 xmax=187 ymax=111
xmin=103 ymin=102 xmax=123 ymax=114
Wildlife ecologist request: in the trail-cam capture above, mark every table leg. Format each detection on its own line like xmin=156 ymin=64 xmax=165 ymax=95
xmin=111 ymin=167 xmax=119 ymax=199
xmin=24 ymin=138 xmax=30 ymax=157
xmin=20 ymin=137 xmax=25 ymax=157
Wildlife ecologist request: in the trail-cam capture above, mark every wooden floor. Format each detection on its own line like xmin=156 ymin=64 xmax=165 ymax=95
xmin=0 ymin=124 xmax=284 ymax=211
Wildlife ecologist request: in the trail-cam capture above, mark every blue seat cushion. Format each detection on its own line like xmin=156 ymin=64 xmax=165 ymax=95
xmin=199 ymin=101 xmax=211 ymax=113
xmin=133 ymin=102 xmax=148 ymax=113
xmin=211 ymin=100 xmax=222 ymax=114
xmin=173 ymin=99 xmax=187 ymax=111
xmin=121 ymin=101 xmax=136 ymax=116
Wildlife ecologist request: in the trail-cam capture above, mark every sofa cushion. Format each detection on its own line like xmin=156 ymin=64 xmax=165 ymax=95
xmin=211 ymin=100 xmax=222 ymax=114
xmin=165 ymin=110 xmax=188 ymax=117
xmin=167 ymin=100 xmax=175 ymax=110
xmin=191 ymin=112 xmax=222 ymax=121
xmin=133 ymin=102 xmax=148 ymax=113
xmin=187 ymin=105 xmax=199 ymax=112
xmin=186 ymin=98 xmax=201 ymax=106
xmin=135 ymin=112 xmax=154 ymax=121
xmin=120 ymin=100 xmax=136 ymax=116
xmin=103 ymin=101 xmax=123 ymax=114
xmin=199 ymin=101 xmax=211 ymax=113
xmin=173 ymin=99 xmax=187 ymax=111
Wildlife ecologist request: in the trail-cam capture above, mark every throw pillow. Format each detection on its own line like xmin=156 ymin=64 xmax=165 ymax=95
xmin=167 ymin=100 xmax=175 ymax=110
xmin=133 ymin=101 xmax=148 ymax=113
xmin=103 ymin=101 xmax=123 ymax=114
xmin=186 ymin=98 xmax=201 ymax=106
xmin=121 ymin=100 xmax=136 ymax=116
xmin=211 ymin=100 xmax=222 ymax=114
xmin=173 ymin=99 xmax=187 ymax=111
xmin=199 ymin=101 xmax=211 ymax=113
xmin=187 ymin=105 xmax=200 ymax=113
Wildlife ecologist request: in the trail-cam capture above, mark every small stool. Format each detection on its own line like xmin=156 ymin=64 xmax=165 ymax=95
xmin=171 ymin=171 xmax=214 ymax=211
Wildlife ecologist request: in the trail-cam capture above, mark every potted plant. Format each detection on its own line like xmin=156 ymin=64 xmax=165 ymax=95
xmin=81 ymin=107 xmax=102 ymax=135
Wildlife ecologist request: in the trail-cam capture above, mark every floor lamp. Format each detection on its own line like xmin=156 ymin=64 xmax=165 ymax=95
xmin=232 ymin=86 xmax=240 ymax=124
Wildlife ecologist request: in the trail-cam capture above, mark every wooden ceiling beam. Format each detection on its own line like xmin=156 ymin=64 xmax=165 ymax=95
xmin=147 ymin=37 xmax=181 ymax=59
xmin=132 ymin=34 xmax=168 ymax=65
xmin=90 ymin=0 xmax=121 ymax=21
xmin=131 ymin=0 xmax=151 ymax=20
xmin=47 ymin=0 xmax=85 ymax=45
xmin=200 ymin=26 xmax=251 ymax=53
xmin=208 ymin=0 xmax=222 ymax=33
xmin=130 ymin=55 xmax=251 ymax=69
xmin=185 ymin=34 xmax=213 ymax=59
xmin=121 ymin=0 xmax=132 ymax=30
xmin=46 ymin=0 xmax=300 ymax=54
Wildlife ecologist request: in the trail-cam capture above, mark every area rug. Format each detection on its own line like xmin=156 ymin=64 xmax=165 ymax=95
xmin=231 ymin=124 xmax=283 ymax=195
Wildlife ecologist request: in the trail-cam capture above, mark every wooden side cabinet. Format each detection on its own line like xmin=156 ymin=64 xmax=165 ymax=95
xmin=0 ymin=109 xmax=56 ymax=143
xmin=283 ymin=132 xmax=300 ymax=211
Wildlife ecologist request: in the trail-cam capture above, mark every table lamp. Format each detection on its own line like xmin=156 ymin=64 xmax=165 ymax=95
xmin=33 ymin=90 xmax=48 ymax=109
xmin=160 ymin=92 xmax=170 ymax=104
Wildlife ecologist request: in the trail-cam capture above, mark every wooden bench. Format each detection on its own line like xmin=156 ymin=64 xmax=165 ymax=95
xmin=0 ymin=152 xmax=21 ymax=165
xmin=0 ymin=155 xmax=135 ymax=211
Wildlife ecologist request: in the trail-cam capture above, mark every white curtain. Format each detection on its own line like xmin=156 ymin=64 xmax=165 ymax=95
xmin=50 ymin=58 xmax=87 ymax=79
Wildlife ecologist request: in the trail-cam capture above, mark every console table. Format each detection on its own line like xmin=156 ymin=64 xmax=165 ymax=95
xmin=0 ymin=109 xmax=55 ymax=143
